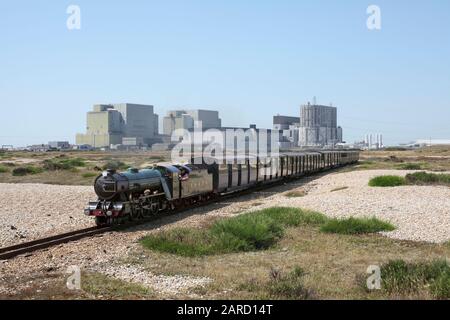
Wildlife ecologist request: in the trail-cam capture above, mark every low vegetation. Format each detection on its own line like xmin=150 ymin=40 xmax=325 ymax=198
xmin=12 ymin=166 xmax=44 ymax=176
xmin=1 ymin=162 xmax=15 ymax=167
xmin=82 ymin=172 xmax=98 ymax=178
xmin=383 ymin=147 xmax=408 ymax=152
xmin=396 ymin=162 xmax=425 ymax=170
xmin=321 ymin=217 xmax=395 ymax=235
xmin=0 ymin=151 xmax=11 ymax=159
xmin=0 ymin=165 xmax=8 ymax=173
xmin=349 ymin=159 xmax=450 ymax=172
xmin=141 ymin=207 xmax=395 ymax=257
xmin=103 ymin=160 xmax=129 ymax=171
xmin=368 ymin=175 xmax=407 ymax=187
xmin=369 ymin=172 xmax=450 ymax=187
xmin=82 ymin=273 xmax=154 ymax=299
xmin=377 ymin=259 xmax=450 ymax=299
xmin=405 ymin=172 xmax=450 ymax=186
xmin=43 ymin=157 xmax=86 ymax=171
xmin=141 ymin=207 xmax=327 ymax=257
xmin=240 ymin=266 xmax=313 ymax=299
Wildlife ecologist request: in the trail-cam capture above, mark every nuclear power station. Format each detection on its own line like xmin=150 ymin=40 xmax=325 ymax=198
xmin=298 ymin=103 xmax=343 ymax=147
xmin=73 ymin=99 xmax=346 ymax=150
xmin=274 ymin=101 xmax=343 ymax=148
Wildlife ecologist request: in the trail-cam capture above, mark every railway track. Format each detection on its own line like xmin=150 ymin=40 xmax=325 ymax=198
xmin=0 ymin=167 xmax=340 ymax=261
xmin=0 ymin=226 xmax=112 ymax=260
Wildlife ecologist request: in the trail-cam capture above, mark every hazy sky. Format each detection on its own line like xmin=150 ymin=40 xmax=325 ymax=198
xmin=1 ymin=0 xmax=449 ymax=146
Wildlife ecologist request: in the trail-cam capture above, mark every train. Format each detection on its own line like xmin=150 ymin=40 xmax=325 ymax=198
xmin=84 ymin=150 xmax=360 ymax=226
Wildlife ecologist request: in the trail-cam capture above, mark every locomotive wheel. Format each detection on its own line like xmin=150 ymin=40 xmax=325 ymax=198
xmin=143 ymin=200 xmax=159 ymax=218
xmin=95 ymin=216 xmax=107 ymax=226
xmin=130 ymin=206 xmax=141 ymax=220
xmin=142 ymin=209 xmax=150 ymax=218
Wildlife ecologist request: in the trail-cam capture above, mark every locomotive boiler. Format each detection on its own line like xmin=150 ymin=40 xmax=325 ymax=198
xmin=94 ymin=168 xmax=163 ymax=201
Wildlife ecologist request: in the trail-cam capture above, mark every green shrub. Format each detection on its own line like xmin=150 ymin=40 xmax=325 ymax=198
xmin=62 ymin=158 xmax=86 ymax=167
xmin=396 ymin=163 xmax=423 ymax=170
xmin=405 ymin=172 xmax=450 ymax=186
xmin=43 ymin=159 xmax=70 ymax=171
xmin=12 ymin=166 xmax=43 ymax=176
xmin=320 ymin=217 xmax=395 ymax=235
xmin=211 ymin=214 xmax=284 ymax=251
xmin=43 ymin=158 xmax=86 ymax=171
xmin=103 ymin=160 xmax=128 ymax=171
xmin=370 ymin=172 xmax=450 ymax=187
xmin=357 ymin=161 xmax=376 ymax=169
xmin=380 ymin=259 xmax=450 ymax=299
xmin=0 ymin=165 xmax=8 ymax=173
xmin=368 ymin=175 xmax=406 ymax=187
xmin=141 ymin=207 xmax=327 ymax=257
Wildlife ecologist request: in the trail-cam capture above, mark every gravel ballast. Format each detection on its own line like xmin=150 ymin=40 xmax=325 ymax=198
xmin=0 ymin=183 xmax=94 ymax=247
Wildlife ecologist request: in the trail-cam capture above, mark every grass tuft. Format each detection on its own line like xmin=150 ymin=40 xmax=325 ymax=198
xmin=396 ymin=163 xmax=424 ymax=170
xmin=0 ymin=165 xmax=8 ymax=173
xmin=369 ymin=172 xmax=450 ymax=188
xmin=241 ymin=266 xmax=312 ymax=300
xmin=320 ymin=217 xmax=395 ymax=235
xmin=141 ymin=207 xmax=327 ymax=257
xmin=380 ymin=259 xmax=450 ymax=299
xmin=368 ymin=175 xmax=406 ymax=187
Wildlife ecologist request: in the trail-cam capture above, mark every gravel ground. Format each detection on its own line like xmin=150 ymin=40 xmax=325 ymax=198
xmin=0 ymin=170 xmax=449 ymax=297
xmin=0 ymin=183 xmax=94 ymax=247
xmin=92 ymin=264 xmax=212 ymax=295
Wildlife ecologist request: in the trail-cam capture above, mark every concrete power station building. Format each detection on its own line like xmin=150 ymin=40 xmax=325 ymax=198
xmin=163 ymin=110 xmax=222 ymax=136
xmin=76 ymin=103 xmax=159 ymax=148
xmin=273 ymin=115 xmax=301 ymax=149
xmin=298 ymin=103 xmax=343 ymax=147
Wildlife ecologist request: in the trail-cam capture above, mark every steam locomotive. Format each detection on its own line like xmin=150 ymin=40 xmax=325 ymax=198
xmin=84 ymin=150 xmax=359 ymax=226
